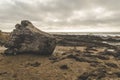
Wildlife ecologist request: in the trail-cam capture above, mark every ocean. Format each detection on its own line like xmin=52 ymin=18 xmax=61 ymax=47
xmin=50 ymin=32 xmax=120 ymax=37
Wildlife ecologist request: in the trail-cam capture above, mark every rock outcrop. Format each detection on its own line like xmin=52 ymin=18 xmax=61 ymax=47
xmin=4 ymin=20 xmax=56 ymax=55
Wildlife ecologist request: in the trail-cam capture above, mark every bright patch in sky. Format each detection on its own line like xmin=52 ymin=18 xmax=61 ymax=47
xmin=93 ymin=7 xmax=105 ymax=14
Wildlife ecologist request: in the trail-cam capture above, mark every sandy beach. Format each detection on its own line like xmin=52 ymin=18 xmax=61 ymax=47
xmin=0 ymin=44 xmax=120 ymax=80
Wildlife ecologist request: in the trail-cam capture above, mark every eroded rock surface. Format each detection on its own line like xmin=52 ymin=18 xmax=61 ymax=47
xmin=4 ymin=20 xmax=56 ymax=55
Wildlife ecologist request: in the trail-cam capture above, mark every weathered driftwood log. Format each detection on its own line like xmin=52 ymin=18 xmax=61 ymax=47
xmin=4 ymin=20 xmax=56 ymax=55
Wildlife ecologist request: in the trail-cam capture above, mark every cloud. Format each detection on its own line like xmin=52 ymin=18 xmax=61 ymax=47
xmin=0 ymin=0 xmax=120 ymax=32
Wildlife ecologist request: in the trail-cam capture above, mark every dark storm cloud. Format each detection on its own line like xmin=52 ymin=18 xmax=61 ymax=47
xmin=0 ymin=0 xmax=120 ymax=32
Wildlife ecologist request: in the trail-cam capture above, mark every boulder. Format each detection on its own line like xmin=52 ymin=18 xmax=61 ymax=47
xmin=4 ymin=20 xmax=56 ymax=55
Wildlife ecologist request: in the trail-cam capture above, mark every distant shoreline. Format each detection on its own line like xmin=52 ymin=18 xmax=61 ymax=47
xmin=1 ymin=31 xmax=120 ymax=36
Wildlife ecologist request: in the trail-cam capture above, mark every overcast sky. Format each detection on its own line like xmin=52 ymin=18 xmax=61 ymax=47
xmin=0 ymin=0 xmax=120 ymax=32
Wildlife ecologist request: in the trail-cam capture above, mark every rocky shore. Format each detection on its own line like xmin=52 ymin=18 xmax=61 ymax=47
xmin=0 ymin=33 xmax=120 ymax=80
xmin=0 ymin=20 xmax=120 ymax=80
